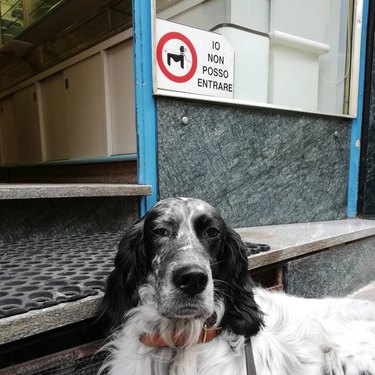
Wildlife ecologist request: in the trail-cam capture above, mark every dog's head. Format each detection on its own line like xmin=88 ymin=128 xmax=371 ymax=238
xmin=100 ymin=198 xmax=263 ymax=337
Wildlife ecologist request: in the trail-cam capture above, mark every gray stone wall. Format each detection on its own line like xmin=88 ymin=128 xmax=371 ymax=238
xmin=157 ymin=98 xmax=351 ymax=227
xmin=284 ymin=236 xmax=375 ymax=298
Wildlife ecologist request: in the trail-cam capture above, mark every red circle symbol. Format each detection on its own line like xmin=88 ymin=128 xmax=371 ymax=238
xmin=156 ymin=32 xmax=198 ymax=83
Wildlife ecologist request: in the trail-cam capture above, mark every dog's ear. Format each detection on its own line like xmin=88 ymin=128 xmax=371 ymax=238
xmin=217 ymin=226 xmax=264 ymax=337
xmin=99 ymin=218 xmax=149 ymax=331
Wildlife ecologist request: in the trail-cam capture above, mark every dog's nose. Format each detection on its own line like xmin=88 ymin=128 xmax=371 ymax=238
xmin=172 ymin=265 xmax=208 ymax=296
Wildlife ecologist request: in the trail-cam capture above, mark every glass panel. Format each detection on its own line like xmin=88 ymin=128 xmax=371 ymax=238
xmin=156 ymin=0 xmax=354 ymax=115
xmin=1 ymin=0 xmax=24 ymax=43
xmin=108 ymin=0 xmax=132 ymax=30
xmin=0 ymin=0 xmax=132 ymax=92
xmin=26 ymin=0 xmax=62 ymax=24
xmin=0 ymin=0 xmax=64 ymax=43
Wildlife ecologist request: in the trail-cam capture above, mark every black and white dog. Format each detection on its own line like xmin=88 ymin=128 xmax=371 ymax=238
xmin=100 ymin=198 xmax=375 ymax=375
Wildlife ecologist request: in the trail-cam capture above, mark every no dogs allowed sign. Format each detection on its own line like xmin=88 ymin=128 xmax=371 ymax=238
xmin=155 ymin=19 xmax=234 ymax=99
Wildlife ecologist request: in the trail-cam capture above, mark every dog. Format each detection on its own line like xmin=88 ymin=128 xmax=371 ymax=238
xmin=99 ymin=197 xmax=375 ymax=375
xmin=167 ymin=46 xmax=186 ymax=69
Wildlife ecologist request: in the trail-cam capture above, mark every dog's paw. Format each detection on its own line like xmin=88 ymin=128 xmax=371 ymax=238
xmin=244 ymin=242 xmax=270 ymax=256
xmin=334 ymin=352 xmax=375 ymax=375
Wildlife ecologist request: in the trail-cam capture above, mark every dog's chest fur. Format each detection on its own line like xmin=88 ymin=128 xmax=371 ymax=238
xmin=108 ymin=331 xmax=247 ymax=375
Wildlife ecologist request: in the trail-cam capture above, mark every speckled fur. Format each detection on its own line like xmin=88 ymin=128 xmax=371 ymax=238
xmin=100 ymin=198 xmax=375 ymax=375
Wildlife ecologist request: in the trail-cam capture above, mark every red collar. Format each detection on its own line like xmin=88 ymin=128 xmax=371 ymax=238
xmin=140 ymin=325 xmax=219 ymax=347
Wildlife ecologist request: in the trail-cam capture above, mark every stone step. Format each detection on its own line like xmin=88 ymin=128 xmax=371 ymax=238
xmin=237 ymin=218 xmax=375 ymax=270
xmin=0 ymin=183 xmax=152 ymax=199
xmin=2 ymin=218 xmax=375 ymax=345
xmin=0 ymin=232 xmax=119 ymax=345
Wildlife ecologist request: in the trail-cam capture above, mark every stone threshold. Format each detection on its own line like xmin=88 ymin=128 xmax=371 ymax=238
xmin=1 ymin=218 xmax=375 ymax=345
xmin=2 ymin=282 xmax=375 ymax=346
xmin=0 ymin=183 xmax=152 ymax=199
xmin=238 ymin=218 xmax=375 ymax=270
xmin=1 ymin=282 xmax=374 ymax=349
xmin=0 ymin=295 xmax=101 ymax=346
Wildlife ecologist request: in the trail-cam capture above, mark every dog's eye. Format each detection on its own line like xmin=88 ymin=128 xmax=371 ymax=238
xmin=153 ymin=228 xmax=169 ymax=237
xmin=205 ymin=228 xmax=220 ymax=238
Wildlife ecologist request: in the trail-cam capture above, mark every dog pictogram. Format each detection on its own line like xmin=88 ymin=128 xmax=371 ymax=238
xmin=166 ymin=46 xmax=186 ymax=69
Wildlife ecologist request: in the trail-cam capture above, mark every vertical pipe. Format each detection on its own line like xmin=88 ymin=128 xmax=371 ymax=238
xmin=132 ymin=0 xmax=158 ymax=216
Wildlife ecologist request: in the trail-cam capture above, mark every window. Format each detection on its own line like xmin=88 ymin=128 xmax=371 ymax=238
xmin=155 ymin=0 xmax=361 ymax=116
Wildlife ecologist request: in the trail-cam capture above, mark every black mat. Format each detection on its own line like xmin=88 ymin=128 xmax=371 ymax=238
xmin=0 ymin=232 xmax=122 ymax=319
xmin=0 ymin=233 xmax=270 ymax=319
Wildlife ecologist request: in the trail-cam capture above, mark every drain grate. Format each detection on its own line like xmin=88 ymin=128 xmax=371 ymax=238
xmin=0 ymin=232 xmax=122 ymax=319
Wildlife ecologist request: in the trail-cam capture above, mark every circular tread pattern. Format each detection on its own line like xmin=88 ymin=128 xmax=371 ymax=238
xmin=0 ymin=232 xmax=123 ymax=318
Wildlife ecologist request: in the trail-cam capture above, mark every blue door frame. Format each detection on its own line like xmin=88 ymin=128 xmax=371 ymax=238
xmin=133 ymin=0 xmax=158 ymax=216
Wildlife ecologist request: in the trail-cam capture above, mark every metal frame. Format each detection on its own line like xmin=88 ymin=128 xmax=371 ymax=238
xmin=349 ymin=0 xmax=366 ymax=116
xmin=347 ymin=0 xmax=369 ymax=217
xmin=357 ymin=0 xmax=375 ymax=216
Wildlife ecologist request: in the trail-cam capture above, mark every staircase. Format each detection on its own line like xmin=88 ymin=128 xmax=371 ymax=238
xmin=245 ymin=219 xmax=375 ymax=298
xmin=1 ymin=182 xmax=375 ymax=373
xmin=0 ymin=178 xmax=151 ymax=372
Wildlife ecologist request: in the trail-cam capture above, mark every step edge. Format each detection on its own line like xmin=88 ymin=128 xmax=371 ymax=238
xmin=0 ymin=183 xmax=152 ymax=199
xmin=241 ymin=219 xmax=375 ymax=269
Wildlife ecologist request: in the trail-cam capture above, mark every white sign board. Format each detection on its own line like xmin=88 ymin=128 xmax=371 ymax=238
xmin=155 ymin=19 xmax=235 ymax=99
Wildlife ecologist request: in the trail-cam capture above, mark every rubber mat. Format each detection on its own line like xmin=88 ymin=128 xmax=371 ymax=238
xmin=0 ymin=232 xmax=123 ymax=319
xmin=0 ymin=233 xmax=270 ymax=319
